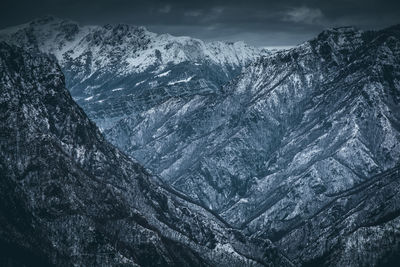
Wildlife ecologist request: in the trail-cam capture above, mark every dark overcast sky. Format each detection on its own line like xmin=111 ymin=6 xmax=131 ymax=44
xmin=1 ymin=0 xmax=399 ymax=47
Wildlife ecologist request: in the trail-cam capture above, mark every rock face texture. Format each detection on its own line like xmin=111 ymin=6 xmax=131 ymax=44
xmin=221 ymin=25 xmax=400 ymax=266
xmin=2 ymin=16 xmax=400 ymax=266
xmin=0 ymin=42 xmax=291 ymax=266
xmin=0 ymin=16 xmax=266 ymax=131
xmin=274 ymin=166 xmax=400 ymax=266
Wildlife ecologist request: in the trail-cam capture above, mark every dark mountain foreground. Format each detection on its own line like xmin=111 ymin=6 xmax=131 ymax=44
xmin=0 ymin=42 xmax=291 ymax=266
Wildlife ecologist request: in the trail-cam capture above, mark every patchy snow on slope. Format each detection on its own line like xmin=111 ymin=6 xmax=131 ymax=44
xmin=0 ymin=17 xmax=264 ymax=78
xmin=168 ymin=76 xmax=194 ymax=85
xmin=156 ymin=70 xmax=171 ymax=77
xmin=135 ymin=80 xmax=146 ymax=87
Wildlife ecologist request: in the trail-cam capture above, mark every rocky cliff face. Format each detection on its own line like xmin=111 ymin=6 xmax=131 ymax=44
xmin=2 ymin=17 xmax=400 ymax=266
xmin=274 ymin=165 xmax=400 ymax=266
xmin=194 ymin=25 xmax=400 ymax=266
xmin=98 ymin=24 xmax=400 ymax=266
xmin=0 ymin=42 xmax=291 ymax=266
xmin=219 ymin=24 xmax=400 ymax=228
xmin=0 ymin=16 xmax=266 ymax=131
xmin=99 ymin=25 xmax=400 ymax=225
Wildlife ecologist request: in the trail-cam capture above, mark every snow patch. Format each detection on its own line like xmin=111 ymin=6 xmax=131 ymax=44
xmin=168 ymin=76 xmax=194 ymax=85
xmin=135 ymin=80 xmax=146 ymax=87
xmin=156 ymin=70 xmax=171 ymax=77
xmin=238 ymin=198 xmax=249 ymax=204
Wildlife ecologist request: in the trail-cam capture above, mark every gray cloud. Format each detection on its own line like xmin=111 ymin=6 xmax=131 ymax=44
xmin=184 ymin=10 xmax=202 ymax=17
xmin=283 ymin=7 xmax=324 ymax=24
xmin=0 ymin=0 xmax=399 ymax=46
xmin=158 ymin=4 xmax=171 ymax=14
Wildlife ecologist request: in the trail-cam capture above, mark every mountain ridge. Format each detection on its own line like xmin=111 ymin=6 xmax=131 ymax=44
xmin=0 ymin=41 xmax=291 ymax=266
xmin=1 ymin=18 xmax=400 ymax=266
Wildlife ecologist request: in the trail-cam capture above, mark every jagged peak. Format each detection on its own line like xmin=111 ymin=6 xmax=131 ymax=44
xmin=385 ymin=23 xmax=400 ymax=31
xmin=380 ymin=24 xmax=400 ymax=38
xmin=102 ymin=23 xmax=148 ymax=34
xmin=0 ymin=15 xmax=83 ymax=39
xmin=29 ymin=15 xmax=60 ymax=25
xmin=329 ymin=26 xmax=358 ymax=33
xmin=28 ymin=15 xmax=78 ymax=27
xmin=0 ymin=16 xmax=262 ymax=61
xmin=314 ymin=26 xmax=361 ymax=42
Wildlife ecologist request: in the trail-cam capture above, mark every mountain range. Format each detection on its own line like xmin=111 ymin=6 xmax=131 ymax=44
xmin=1 ymin=16 xmax=400 ymax=266
xmin=0 ymin=16 xmax=266 ymax=131
xmin=0 ymin=41 xmax=291 ymax=266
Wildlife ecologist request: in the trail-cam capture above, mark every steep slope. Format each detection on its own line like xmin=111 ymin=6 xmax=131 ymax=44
xmin=220 ymin=25 xmax=400 ymax=228
xmin=273 ymin=165 xmax=400 ymax=266
xmin=0 ymin=16 xmax=266 ymax=131
xmin=0 ymin=42 xmax=291 ymax=266
xmin=104 ymin=25 xmax=400 ymax=218
xmin=68 ymin=25 xmax=400 ymax=266
xmin=142 ymin=25 xmax=400 ymax=266
xmin=2 ymin=17 xmax=400 ymax=266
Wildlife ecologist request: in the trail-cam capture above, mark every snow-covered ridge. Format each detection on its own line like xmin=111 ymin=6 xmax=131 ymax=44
xmin=0 ymin=16 xmax=266 ymax=76
xmin=0 ymin=41 xmax=292 ymax=267
xmin=0 ymin=16 xmax=271 ymax=135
